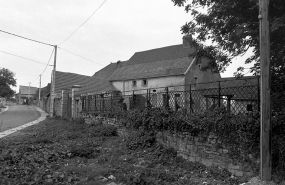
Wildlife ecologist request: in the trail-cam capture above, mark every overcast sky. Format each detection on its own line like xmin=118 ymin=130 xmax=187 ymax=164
xmin=0 ymin=0 xmax=253 ymax=93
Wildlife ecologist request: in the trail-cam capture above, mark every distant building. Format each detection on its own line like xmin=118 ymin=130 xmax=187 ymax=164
xmin=17 ymin=85 xmax=38 ymax=104
xmin=109 ymin=36 xmax=221 ymax=110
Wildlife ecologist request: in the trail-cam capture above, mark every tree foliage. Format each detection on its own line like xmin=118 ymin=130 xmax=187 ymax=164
xmin=172 ymin=0 xmax=285 ymax=82
xmin=0 ymin=68 xmax=16 ymax=98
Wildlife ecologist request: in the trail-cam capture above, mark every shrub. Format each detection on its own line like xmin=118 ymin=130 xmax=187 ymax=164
xmin=272 ymin=110 xmax=285 ymax=172
xmin=72 ymin=117 xmax=85 ymax=124
xmin=88 ymin=125 xmax=117 ymax=137
xmin=69 ymin=145 xmax=100 ymax=159
xmin=117 ymin=107 xmax=285 ymax=176
xmin=126 ymin=130 xmax=156 ymax=150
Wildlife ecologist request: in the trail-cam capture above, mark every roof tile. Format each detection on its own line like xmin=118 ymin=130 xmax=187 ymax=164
xmin=110 ymin=44 xmax=195 ymax=81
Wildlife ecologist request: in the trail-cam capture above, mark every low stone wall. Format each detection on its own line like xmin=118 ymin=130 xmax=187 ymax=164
xmin=80 ymin=113 xmax=258 ymax=178
xmin=156 ymin=131 xmax=258 ymax=177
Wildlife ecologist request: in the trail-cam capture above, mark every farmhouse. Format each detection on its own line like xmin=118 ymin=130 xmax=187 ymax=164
xmin=17 ymin=85 xmax=38 ymax=104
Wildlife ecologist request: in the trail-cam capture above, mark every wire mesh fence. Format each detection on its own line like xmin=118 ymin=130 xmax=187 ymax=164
xmin=81 ymin=77 xmax=285 ymax=115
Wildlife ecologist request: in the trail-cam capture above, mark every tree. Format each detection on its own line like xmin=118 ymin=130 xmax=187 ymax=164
xmin=172 ymin=0 xmax=285 ymax=83
xmin=0 ymin=68 xmax=16 ymax=98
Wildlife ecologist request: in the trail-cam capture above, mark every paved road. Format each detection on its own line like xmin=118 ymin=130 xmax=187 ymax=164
xmin=0 ymin=104 xmax=41 ymax=132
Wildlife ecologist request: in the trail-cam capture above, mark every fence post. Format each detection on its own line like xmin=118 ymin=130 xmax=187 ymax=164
xmin=258 ymin=76 xmax=260 ymax=112
xmin=218 ymin=81 xmax=221 ymax=108
xmin=94 ymin=94 xmax=97 ymax=111
xmin=132 ymin=91 xmax=135 ymax=109
xmin=146 ymin=89 xmax=149 ymax=108
xmin=102 ymin=94 xmax=105 ymax=112
xmin=166 ymin=87 xmax=169 ymax=109
xmin=99 ymin=94 xmax=102 ymax=112
xmin=81 ymin=96 xmax=84 ymax=112
xmin=110 ymin=93 xmax=113 ymax=112
xmin=87 ymin=95 xmax=90 ymax=112
xmin=227 ymin=96 xmax=231 ymax=114
xmin=189 ymin=85 xmax=192 ymax=113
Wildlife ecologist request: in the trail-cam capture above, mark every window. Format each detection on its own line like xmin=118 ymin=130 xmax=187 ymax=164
xmin=132 ymin=80 xmax=137 ymax=87
xmin=142 ymin=79 xmax=147 ymax=86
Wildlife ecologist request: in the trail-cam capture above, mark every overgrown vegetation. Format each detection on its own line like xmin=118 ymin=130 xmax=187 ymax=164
xmin=0 ymin=117 xmax=245 ymax=185
xmin=115 ymin=107 xmax=285 ymax=181
xmin=1 ymin=107 xmax=284 ymax=184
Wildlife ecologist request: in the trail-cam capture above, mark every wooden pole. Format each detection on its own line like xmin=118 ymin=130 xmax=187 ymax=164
xmin=50 ymin=45 xmax=57 ymax=117
xmin=28 ymin=82 xmax=31 ymax=100
xmin=39 ymin=74 xmax=41 ymax=107
xmin=259 ymin=0 xmax=271 ymax=181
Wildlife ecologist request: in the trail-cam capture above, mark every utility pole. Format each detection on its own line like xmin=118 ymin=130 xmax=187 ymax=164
xmin=259 ymin=0 xmax=271 ymax=181
xmin=50 ymin=45 xmax=57 ymax=117
xmin=38 ymin=74 xmax=41 ymax=107
xmin=28 ymin=82 xmax=31 ymax=100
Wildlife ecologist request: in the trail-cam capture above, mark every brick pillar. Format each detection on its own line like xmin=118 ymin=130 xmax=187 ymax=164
xmin=71 ymin=85 xmax=81 ymax=118
xmin=61 ymin=90 xmax=69 ymax=118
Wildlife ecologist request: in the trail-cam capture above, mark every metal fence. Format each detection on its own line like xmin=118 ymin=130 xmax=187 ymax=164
xmin=81 ymin=77 xmax=285 ymax=115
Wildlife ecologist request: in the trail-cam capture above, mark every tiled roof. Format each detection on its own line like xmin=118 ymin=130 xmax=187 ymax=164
xmin=110 ymin=57 xmax=192 ymax=81
xmin=39 ymin=83 xmax=50 ymax=97
xmin=110 ymin=44 xmax=195 ymax=81
xmin=79 ymin=63 xmax=121 ymax=95
xmin=55 ymin=71 xmax=90 ymax=94
xmin=19 ymin=85 xmax=38 ymax=95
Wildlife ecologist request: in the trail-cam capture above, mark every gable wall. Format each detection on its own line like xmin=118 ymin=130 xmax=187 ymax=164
xmin=185 ymin=58 xmax=221 ymax=90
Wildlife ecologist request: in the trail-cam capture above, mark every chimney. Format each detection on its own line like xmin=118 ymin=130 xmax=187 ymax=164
xmin=116 ymin=60 xmax=122 ymax=68
xmin=183 ymin=35 xmax=192 ymax=48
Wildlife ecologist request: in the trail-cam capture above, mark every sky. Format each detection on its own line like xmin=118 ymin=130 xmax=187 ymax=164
xmin=0 ymin=0 xmax=254 ymax=93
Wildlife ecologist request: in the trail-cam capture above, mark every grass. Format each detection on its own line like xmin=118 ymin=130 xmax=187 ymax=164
xmin=0 ymin=117 xmax=246 ymax=185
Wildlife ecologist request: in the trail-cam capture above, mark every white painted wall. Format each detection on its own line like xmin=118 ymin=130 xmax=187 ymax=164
xmin=112 ymin=75 xmax=186 ymax=95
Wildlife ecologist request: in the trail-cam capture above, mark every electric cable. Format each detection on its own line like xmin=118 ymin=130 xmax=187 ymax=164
xmin=40 ymin=48 xmax=54 ymax=75
xmin=58 ymin=47 xmax=104 ymax=66
xmin=58 ymin=0 xmax=107 ymax=45
xmin=0 ymin=29 xmax=54 ymax=47
xmin=0 ymin=51 xmax=48 ymax=65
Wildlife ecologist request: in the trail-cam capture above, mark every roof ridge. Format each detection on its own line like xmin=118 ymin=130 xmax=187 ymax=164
xmin=134 ymin=44 xmax=183 ymax=54
xmin=122 ymin=56 xmax=190 ymax=66
xmin=56 ymin=70 xmax=91 ymax=77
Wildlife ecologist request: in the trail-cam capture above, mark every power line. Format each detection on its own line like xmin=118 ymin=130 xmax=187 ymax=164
xmin=21 ymin=48 xmax=55 ymax=87
xmin=58 ymin=0 xmax=107 ymax=45
xmin=58 ymin=47 xmax=104 ymax=66
xmin=41 ymin=48 xmax=54 ymax=75
xmin=0 ymin=29 xmax=54 ymax=47
xmin=0 ymin=51 xmax=48 ymax=65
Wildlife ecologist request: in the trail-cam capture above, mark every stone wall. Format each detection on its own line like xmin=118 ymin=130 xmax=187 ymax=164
xmin=54 ymin=98 xmax=62 ymax=116
xmin=61 ymin=90 xmax=69 ymax=119
xmin=80 ymin=112 xmax=258 ymax=178
xmin=156 ymin=131 xmax=258 ymax=177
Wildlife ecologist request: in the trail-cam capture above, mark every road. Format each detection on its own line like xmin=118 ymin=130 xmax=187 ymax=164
xmin=0 ymin=104 xmax=41 ymax=132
